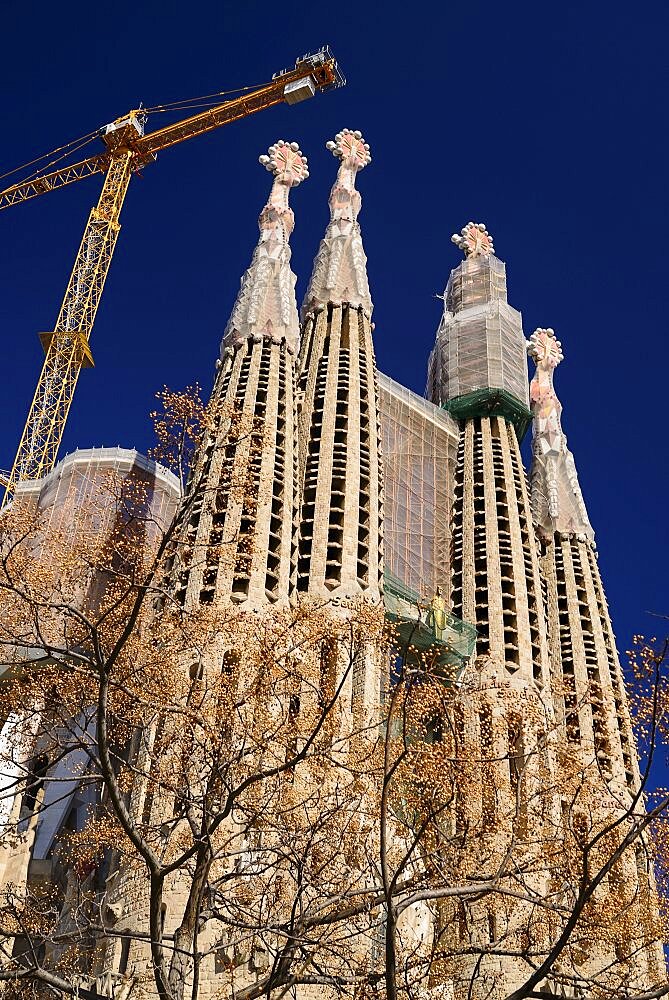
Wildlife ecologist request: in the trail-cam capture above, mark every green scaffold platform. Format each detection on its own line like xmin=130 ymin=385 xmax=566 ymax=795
xmin=383 ymin=569 xmax=476 ymax=681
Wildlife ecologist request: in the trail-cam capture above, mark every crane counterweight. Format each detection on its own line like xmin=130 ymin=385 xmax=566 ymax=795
xmin=283 ymin=77 xmax=316 ymax=104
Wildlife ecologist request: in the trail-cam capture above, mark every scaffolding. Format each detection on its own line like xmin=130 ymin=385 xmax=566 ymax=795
xmin=384 ymin=568 xmax=476 ymax=676
xmin=13 ymin=446 xmax=180 ymax=553
xmin=377 ymin=372 xmax=458 ymax=599
xmin=426 ymin=255 xmax=531 ymax=440
xmin=377 ymin=372 xmax=476 ymax=675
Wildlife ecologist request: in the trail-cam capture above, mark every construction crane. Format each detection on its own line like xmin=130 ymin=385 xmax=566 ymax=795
xmin=0 ymin=47 xmax=344 ymax=506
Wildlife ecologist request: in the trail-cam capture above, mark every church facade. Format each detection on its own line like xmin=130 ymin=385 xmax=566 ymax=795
xmin=0 ymin=131 xmax=664 ymax=999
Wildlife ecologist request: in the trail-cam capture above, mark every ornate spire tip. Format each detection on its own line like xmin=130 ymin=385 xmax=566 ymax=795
xmin=528 ymin=327 xmax=564 ymax=368
xmin=220 ymin=140 xmax=306 ymax=355
xmin=451 ymin=221 xmax=494 ymax=259
xmin=325 ymin=128 xmax=371 ymax=169
xmin=301 ymin=127 xmax=372 ymax=318
xmin=258 ymin=140 xmax=309 ymax=185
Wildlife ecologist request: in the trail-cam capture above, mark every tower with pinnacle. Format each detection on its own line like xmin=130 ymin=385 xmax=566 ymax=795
xmin=527 ymin=327 xmax=630 ymax=775
xmin=171 ymin=140 xmax=308 ymax=611
xmin=527 ymin=327 xmax=665 ymax=982
xmin=296 ymin=129 xmax=383 ymax=604
xmin=425 ymin=226 xmax=558 ymax=995
xmin=527 ymin=326 xmax=639 ymax=786
xmin=428 ymin=223 xmax=550 ymax=686
xmin=291 ymin=128 xmax=385 ymax=736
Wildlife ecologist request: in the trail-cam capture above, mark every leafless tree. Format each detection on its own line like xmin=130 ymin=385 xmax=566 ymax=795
xmin=0 ymin=393 xmax=665 ymax=1000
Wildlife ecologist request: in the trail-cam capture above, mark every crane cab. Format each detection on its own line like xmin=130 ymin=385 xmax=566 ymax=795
xmin=102 ymin=110 xmax=146 ymax=153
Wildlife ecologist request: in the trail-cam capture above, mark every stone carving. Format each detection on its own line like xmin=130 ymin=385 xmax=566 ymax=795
xmin=450 ymin=221 xmax=494 ymax=259
xmin=222 ymin=140 xmax=308 ymax=354
xmin=527 ymin=327 xmax=593 ymax=541
xmin=302 ymin=128 xmax=372 ymax=318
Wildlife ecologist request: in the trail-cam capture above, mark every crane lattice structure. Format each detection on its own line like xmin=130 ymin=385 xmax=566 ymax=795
xmin=0 ymin=47 xmax=344 ymax=505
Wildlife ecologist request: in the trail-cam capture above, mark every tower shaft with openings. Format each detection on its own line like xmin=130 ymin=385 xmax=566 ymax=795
xmin=428 ymin=224 xmax=550 ymax=688
xmin=527 ymin=327 xmax=664 ymax=982
xmin=425 ymin=225 xmax=556 ymax=994
xmin=170 ymin=140 xmax=308 ymax=611
xmin=297 ymin=130 xmax=383 ymax=603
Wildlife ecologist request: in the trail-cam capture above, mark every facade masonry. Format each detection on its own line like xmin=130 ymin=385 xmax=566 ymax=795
xmin=0 ymin=144 xmax=664 ymax=1000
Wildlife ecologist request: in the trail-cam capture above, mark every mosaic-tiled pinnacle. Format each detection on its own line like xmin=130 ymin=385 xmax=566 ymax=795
xmin=221 ymin=140 xmax=308 ymax=355
xmin=528 ymin=327 xmax=594 ymax=540
xmin=302 ymin=129 xmax=372 ymax=318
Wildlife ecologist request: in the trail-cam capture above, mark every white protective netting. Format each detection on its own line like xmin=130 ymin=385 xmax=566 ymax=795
xmin=377 ymin=373 xmax=459 ymax=599
xmin=426 ymin=255 xmax=530 ymax=409
xmin=14 ymin=447 xmax=180 ymax=550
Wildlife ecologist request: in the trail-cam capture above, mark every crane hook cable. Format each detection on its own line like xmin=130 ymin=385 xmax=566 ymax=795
xmin=141 ymin=80 xmax=268 ymax=115
xmin=1 ymin=76 xmax=289 ymax=191
xmin=0 ymin=128 xmax=102 ymax=185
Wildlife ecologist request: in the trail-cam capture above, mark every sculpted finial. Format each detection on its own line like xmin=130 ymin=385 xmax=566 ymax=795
xmin=302 ymin=128 xmax=373 ymax=318
xmin=323 ymin=129 xmax=371 ymax=227
xmin=326 ymin=128 xmax=372 ymax=171
xmin=527 ymin=326 xmax=593 ymax=541
xmin=221 ymin=140 xmax=307 ymax=355
xmin=258 ymin=139 xmax=309 ymax=186
xmin=528 ymin=327 xmax=564 ymax=370
xmin=451 ymin=222 xmax=495 ymax=259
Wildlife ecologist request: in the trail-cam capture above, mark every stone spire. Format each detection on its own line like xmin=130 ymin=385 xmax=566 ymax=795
xmin=170 ymin=141 xmax=307 ymax=611
xmin=432 ymin=227 xmax=550 ymax=686
xmin=296 ymin=129 xmax=382 ymax=603
xmin=527 ymin=328 xmax=593 ymax=541
xmin=435 ymin=230 xmax=556 ymax=985
xmin=528 ymin=328 xmax=667 ymax=996
xmin=302 ymin=128 xmax=372 ymax=318
xmin=222 ymin=140 xmax=308 ymax=355
xmin=530 ymin=328 xmax=638 ymax=795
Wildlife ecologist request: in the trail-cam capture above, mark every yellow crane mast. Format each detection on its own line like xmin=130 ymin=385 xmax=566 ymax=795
xmin=1 ymin=48 xmax=344 ymax=505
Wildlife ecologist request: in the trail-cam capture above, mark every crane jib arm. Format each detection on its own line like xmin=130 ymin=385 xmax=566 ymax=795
xmin=0 ymin=47 xmax=344 ymax=504
xmin=0 ymin=49 xmax=344 ymax=211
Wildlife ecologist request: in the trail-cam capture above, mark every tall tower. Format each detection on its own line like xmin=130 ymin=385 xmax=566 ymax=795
xmin=528 ymin=326 xmax=665 ymax=983
xmin=172 ymin=140 xmax=308 ymax=610
xmin=427 ymin=223 xmax=550 ymax=687
xmin=527 ymin=326 xmax=639 ymax=788
xmin=93 ymin=143 xmax=311 ymax=993
xmin=425 ymin=226 xmax=556 ymax=997
xmin=296 ymin=129 xmax=383 ymax=603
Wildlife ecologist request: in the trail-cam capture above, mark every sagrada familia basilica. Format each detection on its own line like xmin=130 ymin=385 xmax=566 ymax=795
xmin=0 ymin=129 xmax=665 ymax=998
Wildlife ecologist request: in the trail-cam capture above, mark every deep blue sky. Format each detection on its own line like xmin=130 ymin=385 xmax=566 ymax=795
xmin=0 ymin=0 xmax=667 ymax=653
